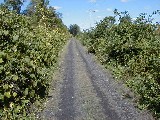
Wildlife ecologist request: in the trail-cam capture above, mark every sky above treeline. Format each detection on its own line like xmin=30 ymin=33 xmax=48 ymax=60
xmin=0 ymin=0 xmax=160 ymax=30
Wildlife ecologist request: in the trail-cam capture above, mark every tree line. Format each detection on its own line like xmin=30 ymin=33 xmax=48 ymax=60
xmin=0 ymin=0 xmax=70 ymax=119
xmin=78 ymin=9 xmax=160 ymax=119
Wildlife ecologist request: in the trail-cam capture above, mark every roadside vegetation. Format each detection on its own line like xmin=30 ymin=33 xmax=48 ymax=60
xmin=78 ymin=9 xmax=160 ymax=119
xmin=0 ymin=0 xmax=70 ymax=119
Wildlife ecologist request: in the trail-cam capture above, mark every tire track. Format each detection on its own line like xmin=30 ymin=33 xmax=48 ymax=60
xmin=72 ymin=41 xmax=106 ymax=120
xmin=56 ymin=40 xmax=75 ymax=120
xmin=75 ymin=40 xmax=120 ymax=120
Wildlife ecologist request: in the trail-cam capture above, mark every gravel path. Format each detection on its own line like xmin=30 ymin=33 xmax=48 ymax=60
xmin=39 ymin=39 xmax=153 ymax=120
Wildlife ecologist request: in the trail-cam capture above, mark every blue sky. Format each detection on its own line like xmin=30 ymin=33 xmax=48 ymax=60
xmin=0 ymin=0 xmax=160 ymax=30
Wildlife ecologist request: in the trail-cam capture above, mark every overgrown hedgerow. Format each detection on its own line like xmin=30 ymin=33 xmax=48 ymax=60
xmin=0 ymin=5 xmax=70 ymax=119
xmin=79 ymin=10 xmax=160 ymax=118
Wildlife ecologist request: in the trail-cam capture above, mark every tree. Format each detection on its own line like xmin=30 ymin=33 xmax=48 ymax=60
xmin=93 ymin=16 xmax=116 ymax=38
xmin=69 ymin=24 xmax=80 ymax=36
xmin=114 ymin=9 xmax=132 ymax=23
xmin=24 ymin=0 xmax=65 ymax=29
xmin=119 ymin=11 xmax=132 ymax=23
xmin=4 ymin=0 xmax=24 ymax=13
xmin=25 ymin=0 xmax=49 ymax=16
xmin=24 ymin=0 xmax=50 ymax=25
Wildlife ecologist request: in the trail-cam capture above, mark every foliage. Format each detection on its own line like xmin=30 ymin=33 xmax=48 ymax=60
xmin=69 ymin=24 xmax=81 ymax=36
xmin=79 ymin=10 xmax=160 ymax=118
xmin=3 ymin=0 xmax=24 ymax=13
xmin=0 ymin=1 xmax=70 ymax=119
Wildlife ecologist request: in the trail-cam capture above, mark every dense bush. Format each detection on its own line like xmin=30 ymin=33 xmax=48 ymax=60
xmin=0 ymin=3 xmax=70 ymax=119
xmin=79 ymin=11 xmax=160 ymax=118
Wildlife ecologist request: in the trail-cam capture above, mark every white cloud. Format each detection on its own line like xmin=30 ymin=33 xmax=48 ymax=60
xmin=89 ymin=0 xmax=97 ymax=3
xmin=93 ymin=9 xmax=99 ymax=12
xmin=132 ymin=18 xmax=137 ymax=21
xmin=106 ymin=8 xmax=112 ymax=12
xmin=97 ymin=16 xmax=102 ymax=19
xmin=121 ymin=0 xmax=128 ymax=2
xmin=79 ymin=22 xmax=90 ymax=30
xmin=87 ymin=9 xmax=99 ymax=13
xmin=53 ymin=6 xmax=62 ymax=10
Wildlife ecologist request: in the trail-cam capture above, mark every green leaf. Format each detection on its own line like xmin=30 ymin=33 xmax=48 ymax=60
xmin=4 ymin=92 xmax=11 ymax=98
xmin=0 ymin=52 xmax=5 ymax=58
xmin=0 ymin=66 xmax=3 ymax=70
xmin=35 ymin=100 xmax=40 ymax=105
xmin=33 ymin=81 xmax=37 ymax=87
xmin=9 ymin=84 xmax=14 ymax=88
xmin=30 ymin=90 xmax=35 ymax=97
xmin=15 ymin=105 xmax=21 ymax=113
xmin=30 ymin=74 xmax=35 ymax=78
xmin=0 ymin=31 xmax=2 ymax=36
xmin=0 ymin=58 xmax=3 ymax=63
xmin=13 ymin=35 xmax=19 ymax=41
xmin=24 ymin=57 xmax=30 ymax=63
xmin=3 ymin=84 xmax=9 ymax=90
xmin=22 ymin=100 xmax=29 ymax=104
xmin=3 ymin=30 xmax=9 ymax=35
xmin=0 ymin=66 xmax=3 ymax=73
xmin=6 ymin=71 xmax=10 ymax=75
xmin=24 ymin=88 xmax=28 ymax=96
xmin=13 ymin=75 xmax=18 ymax=81
xmin=0 ymin=93 xmax=4 ymax=100
xmin=9 ymin=102 xmax=14 ymax=108
xmin=13 ymin=92 xmax=17 ymax=97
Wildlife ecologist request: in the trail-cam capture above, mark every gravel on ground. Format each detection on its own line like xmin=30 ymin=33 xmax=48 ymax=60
xmin=38 ymin=39 xmax=154 ymax=120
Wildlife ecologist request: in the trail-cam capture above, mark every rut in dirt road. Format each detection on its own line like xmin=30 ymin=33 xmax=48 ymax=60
xmin=39 ymin=39 xmax=153 ymax=120
xmin=56 ymin=41 xmax=75 ymax=120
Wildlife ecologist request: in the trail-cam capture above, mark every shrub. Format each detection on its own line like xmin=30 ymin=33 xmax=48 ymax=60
xmin=0 ymin=6 xmax=69 ymax=119
xmin=79 ymin=11 xmax=160 ymax=118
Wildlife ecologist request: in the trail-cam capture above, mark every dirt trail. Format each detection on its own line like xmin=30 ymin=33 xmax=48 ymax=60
xmin=39 ymin=39 xmax=153 ymax=120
